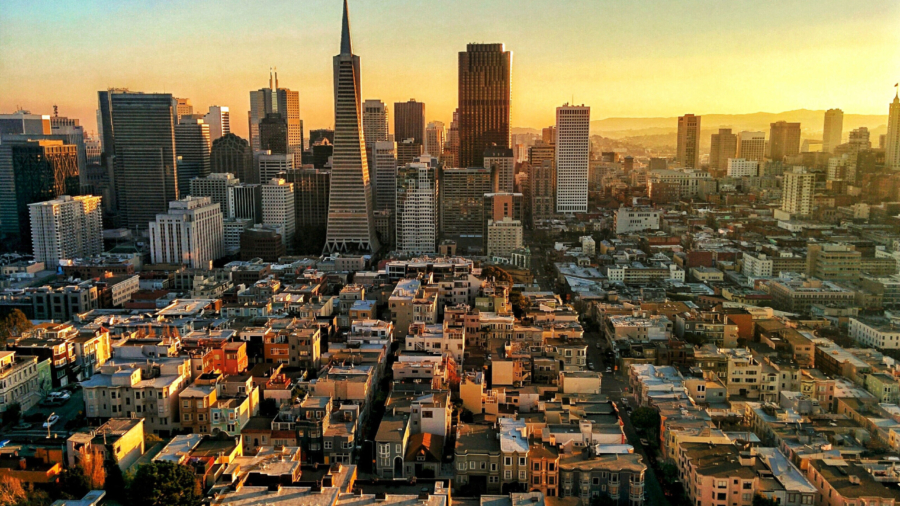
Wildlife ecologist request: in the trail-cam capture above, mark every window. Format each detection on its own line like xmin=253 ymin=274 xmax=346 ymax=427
xmin=593 ymin=477 xmax=600 ymax=485
xmin=395 ymin=444 xmax=401 ymax=453
xmin=519 ymin=457 xmax=526 ymax=466
xmin=533 ymin=477 xmax=541 ymax=485
xmin=458 ymin=462 xmax=466 ymax=471
xmin=505 ymin=457 xmax=512 ymax=466
xmin=489 ymin=476 xmax=499 ymax=484
xmin=519 ymin=471 xmax=526 ymax=481
xmin=422 ymin=411 xmax=433 ymax=418
xmin=324 ymin=441 xmax=332 ymax=450
xmin=534 ymin=463 xmax=542 ymax=471
xmin=491 ymin=463 xmax=498 ymax=472
xmin=469 ymin=461 xmax=476 ymax=470
xmin=505 ymin=470 xmax=512 ymax=480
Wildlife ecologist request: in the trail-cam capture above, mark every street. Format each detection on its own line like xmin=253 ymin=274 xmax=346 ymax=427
xmin=584 ymin=330 xmax=670 ymax=506
xmin=2 ymin=391 xmax=85 ymax=441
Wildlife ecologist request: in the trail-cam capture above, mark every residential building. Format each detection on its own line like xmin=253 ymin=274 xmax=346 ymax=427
xmin=726 ymin=158 xmax=759 ymax=178
xmin=486 ymin=217 xmax=523 ymax=258
xmin=67 ymin=418 xmax=145 ymax=471
xmin=396 ymin=162 xmax=438 ymax=255
xmin=29 ymin=195 xmax=102 ymax=266
xmin=0 ymin=351 xmax=48 ymax=414
xmin=849 ymin=317 xmax=900 ymax=349
xmin=781 ymin=168 xmax=814 ymax=217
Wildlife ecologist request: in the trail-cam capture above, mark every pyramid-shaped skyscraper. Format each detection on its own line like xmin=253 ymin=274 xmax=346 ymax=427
xmin=323 ymin=0 xmax=380 ymax=254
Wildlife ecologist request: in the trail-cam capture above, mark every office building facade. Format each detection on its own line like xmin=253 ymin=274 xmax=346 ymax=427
xmin=737 ymin=131 xmax=766 ymax=163
xmin=484 ymin=146 xmax=515 ymax=193
xmin=149 ymin=196 xmax=224 ymax=269
xmin=174 ymin=116 xmax=211 ymax=197
xmin=458 ymin=43 xmax=511 ymax=168
xmin=29 ymin=195 xmax=103 ymax=266
xmin=555 ymin=105 xmax=590 ymax=214
xmin=709 ymin=128 xmax=737 ymax=172
xmin=769 ymin=121 xmax=801 ymax=161
xmin=676 ymin=114 xmax=701 ymax=169
xmin=261 ymin=178 xmax=295 ymax=247
xmin=394 ymin=99 xmax=425 ymax=145
xmin=211 ymin=133 xmax=253 ymax=183
xmin=822 ymin=108 xmax=843 ymax=153
xmin=396 ymin=162 xmax=438 ymax=255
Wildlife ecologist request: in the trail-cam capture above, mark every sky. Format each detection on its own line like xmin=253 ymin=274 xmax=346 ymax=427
xmin=1 ymin=0 xmax=898 ymax=138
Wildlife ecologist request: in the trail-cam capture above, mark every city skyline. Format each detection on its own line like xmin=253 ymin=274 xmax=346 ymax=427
xmin=2 ymin=0 xmax=898 ymax=138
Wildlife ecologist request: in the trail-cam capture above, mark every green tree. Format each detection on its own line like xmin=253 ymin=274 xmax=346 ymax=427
xmin=658 ymin=461 xmax=680 ymax=485
xmin=480 ymin=266 xmax=513 ymax=285
xmin=2 ymin=403 xmax=20 ymax=426
xmin=129 ymin=462 xmax=200 ymax=506
xmin=57 ymin=466 xmax=91 ymax=499
xmin=630 ymin=407 xmax=661 ymax=431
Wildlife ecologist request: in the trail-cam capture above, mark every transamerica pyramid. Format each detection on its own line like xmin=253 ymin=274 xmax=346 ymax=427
xmin=323 ymin=0 xmax=381 ymax=254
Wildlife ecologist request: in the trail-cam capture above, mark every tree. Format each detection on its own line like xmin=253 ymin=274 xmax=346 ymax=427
xmin=509 ymin=292 xmax=529 ymax=318
xmin=129 ymin=462 xmax=201 ymax=506
xmin=630 ymin=407 xmax=661 ymax=431
xmin=658 ymin=462 xmax=679 ymax=485
xmin=705 ymin=214 xmax=718 ymax=230
xmin=0 ymin=475 xmax=26 ymax=506
xmin=752 ymin=495 xmax=780 ymax=506
xmin=78 ymin=447 xmax=106 ymax=491
xmin=2 ymin=403 xmax=20 ymax=426
xmin=480 ymin=266 xmax=513 ymax=285
xmin=0 ymin=310 xmax=32 ymax=339
xmin=58 ymin=467 xmax=91 ymax=500
xmin=259 ymin=398 xmax=280 ymax=418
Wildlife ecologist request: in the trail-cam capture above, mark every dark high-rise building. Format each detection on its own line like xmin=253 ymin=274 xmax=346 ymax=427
xmin=394 ymin=99 xmax=425 ymax=145
xmin=311 ymin=139 xmax=334 ymax=170
xmin=709 ymin=128 xmax=737 ymax=172
xmin=98 ymin=90 xmax=178 ymax=230
xmin=258 ymin=113 xmax=289 ymax=154
xmin=529 ymin=159 xmax=555 ymax=228
xmin=323 ymin=0 xmax=380 ymax=254
xmin=50 ymin=114 xmax=88 ymax=188
xmin=769 ymin=121 xmax=801 ymax=162
xmin=240 ymin=227 xmax=285 ymax=262
xmin=175 ymin=117 xmax=211 ymax=197
xmin=458 ymin=43 xmax=511 ymax=168
xmin=309 ymin=129 xmax=335 ymax=146
xmin=211 ymin=133 xmax=254 ymax=183
xmin=284 ymin=168 xmax=330 ymax=229
xmin=229 ymin=183 xmax=262 ymax=224
xmin=12 ymin=140 xmax=80 ymax=247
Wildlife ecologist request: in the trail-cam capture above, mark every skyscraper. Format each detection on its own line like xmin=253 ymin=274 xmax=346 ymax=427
xmin=444 ymin=109 xmax=459 ymax=167
xmin=676 ymin=114 xmax=701 ymax=169
xmin=372 ymin=140 xmax=397 ymax=212
xmin=395 ymin=162 xmax=437 ymax=255
xmin=323 ymin=0 xmax=380 ymax=254
xmin=363 ymin=100 xmax=390 ymax=147
xmin=175 ymin=116 xmax=211 ymax=197
xmin=284 ymin=168 xmax=330 ymax=229
xmin=822 ymin=108 xmax=843 ymax=154
xmin=709 ymin=128 xmax=737 ymax=172
xmin=29 ymin=195 xmax=103 ymax=266
xmin=849 ymin=127 xmax=871 ymax=151
xmin=394 ymin=99 xmax=425 ymax=145
xmin=483 ymin=146 xmax=514 ymax=193
xmin=173 ymin=98 xmax=193 ymax=121
xmin=737 ymin=131 xmax=766 ymax=163
xmin=228 ymin=183 xmax=263 ymax=223
xmin=204 ymin=105 xmax=231 ymax=142
xmin=555 ymin=104 xmax=590 ymax=214
xmin=99 ymin=91 xmax=179 ymax=230
xmin=769 ymin=121 xmax=801 ymax=161
xmin=781 ymin=167 xmax=814 ymax=216
xmin=886 ymin=89 xmax=900 ymax=170
xmin=255 ymin=152 xmax=292 ymax=183
xmin=529 ymin=160 xmax=555 ymax=228
xmin=190 ymin=172 xmax=238 ymax=215
xmin=50 ymin=113 xmax=88 ymax=187
xmin=425 ymin=121 xmax=444 ymax=159
xmin=149 ymin=196 xmax=224 ymax=269
xmin=211 ymin=133 xmax=254 ymax=183
xmin=440 ymin=167 xmax=492 ymax=250
xmin=458 ymin=43 xmax=511 ymax=168
xmin=249 ymin=70 xmax=303 ymax=155
xmin=397 ymin=138 xmax=424 ymax=166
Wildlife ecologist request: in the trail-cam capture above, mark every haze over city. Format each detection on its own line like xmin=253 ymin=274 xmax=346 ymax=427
xmin=2 ymin=0 xmax=899 ymax=136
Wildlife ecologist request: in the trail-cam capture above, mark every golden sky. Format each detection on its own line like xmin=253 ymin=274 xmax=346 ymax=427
xmin=1 ymin=0 xmax=898 ymax=137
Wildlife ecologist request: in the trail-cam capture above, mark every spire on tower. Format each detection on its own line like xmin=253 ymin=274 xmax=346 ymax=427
xmin=269 ymin=68 xmax=273 ymax=89
xmin=340 ymin=0 xmax=352 ymax=56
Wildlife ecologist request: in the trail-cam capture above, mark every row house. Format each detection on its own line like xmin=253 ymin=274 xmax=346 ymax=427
xmin=82 ymin=356 xmax=192 ymax=436
xmin=405 ymin=321 xmax=465 ymax=364
xmin=558 ymin=449 xmax=647 ymax=505
xmin=179 ymin=372 xmax=259 ymax=436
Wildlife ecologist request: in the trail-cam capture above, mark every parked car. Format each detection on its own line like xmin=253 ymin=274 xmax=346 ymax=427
xmin=606 ymin=367 xmax=612 ymax=373
xmin=42 ymin=415 xmax=59 ymax=429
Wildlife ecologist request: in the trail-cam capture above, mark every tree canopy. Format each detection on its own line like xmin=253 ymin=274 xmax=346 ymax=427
xmin=129 ymin=462 xmax=201 ymax=506
xmin=0 ymin=310 xmax=32 ymax=339
xmin=630 ymin=407 xmax=661 ymax=431
xmin=480 ymin=265 xmax=513 ymax=285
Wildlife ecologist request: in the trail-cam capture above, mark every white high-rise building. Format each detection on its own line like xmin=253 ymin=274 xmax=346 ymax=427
xmin=29 ymin=195 xmax=103 ymax=266
xmin=726 ymin=158 xmax=759 ymax=178
xmin=363 ymin=100 xmax=390 ymax=147
xmin=261 ymin=178 xmax=295 ymax=247
xmin=204 ymin=106 xmax=231 ymax=142
xmin=395 ymin=162 xmax=437 ymax=255
xmin=372 ymin=141 xmax=397 ymax=212
xmin=555 ymin=104 xmax=591 ymax=214
xmin=255 ymin=152 xmax=292 ymax=183
xmin=822 ymin=108 xmax=843 ymax=153
xmin=223 ymin=218 xmax=252 ymax=255
xmin=885 ymin=90 xmax=900 ymax=170
xmin=781 ymin=167 xmax=814 ymax=217
xmin=737 ymin=131 xmax=766 ymax=163
xmin=190 ymin=172 xmax=239 ymax=217
xmin=148 ymin=196 xmax=224 ymax=269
